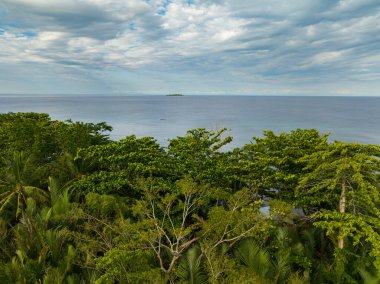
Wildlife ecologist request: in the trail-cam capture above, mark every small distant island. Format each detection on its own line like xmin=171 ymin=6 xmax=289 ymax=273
xmin=166 ymin=93 xmax=184 ymax=96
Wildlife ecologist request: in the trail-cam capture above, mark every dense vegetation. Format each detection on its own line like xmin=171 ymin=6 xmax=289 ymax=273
xmin=1 ymin=112 xmax=380 ymax=283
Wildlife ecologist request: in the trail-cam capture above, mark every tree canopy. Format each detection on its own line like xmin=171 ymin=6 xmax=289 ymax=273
xmin=1 ymin=112 xmax=380 ymax=283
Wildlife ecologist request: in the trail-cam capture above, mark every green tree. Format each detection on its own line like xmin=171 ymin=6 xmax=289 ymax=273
xmin=0 ymin=112 xmax=112 ymax=187
xmin=95 ymin=178 xmax=266 ymax=283
xmin=197 ymin=187 xmax=266 ymax=282
xmin=298 ymin=142 xmax=380 ymax=273
xmin=72 ymin=135 xmax=168 ymax=197
xmin=167 ymin=128 xmax=237 ymax=188
xmin=242 ymin=129 xmax=328 ymax=201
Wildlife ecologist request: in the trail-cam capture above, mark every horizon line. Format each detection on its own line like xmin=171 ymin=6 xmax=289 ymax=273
xmin=0 ymin=93 xmax=379 ymax=98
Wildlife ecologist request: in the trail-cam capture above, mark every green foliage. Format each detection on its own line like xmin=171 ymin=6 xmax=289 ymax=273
xmin=85 ymin=192 xmax=130 ymax=217
xmin=234 ymin=238 xmax=272 ymax=279
xmin=298 ymin=142 xmax=380 ymax=210
xmin=1 ymin=113 xmax=380 ymax=283
xmin=72 ymin=135 xmax=168 ymax=198
xmin=242 ymin=129 xmax=328 ymax=200
xmin=77 ymin=135 xmax=165 ymax=173
xmin=0 ymin=112 xmax=111 ymax=158
xmin=96 ymin=248 xmax=161 ymax=283
xmin=167 ymin=128 xmax=237 ymax=188
xmin=0 ymin=113 xmax=52 ymax=158
xmin=198 ymin=188 xmax=266 ymax=282
xmin=0 ymin=151 xmax=49 ymax=219
xmin=177 ymin=246 xmax=207 ymax=284
xmin=0 ymin=112 xmax=111 ymax=187
xmin=0 ymin=177 xmax=94 ymax=283
xmin=295 ymin=141 xmax=380 ymax=281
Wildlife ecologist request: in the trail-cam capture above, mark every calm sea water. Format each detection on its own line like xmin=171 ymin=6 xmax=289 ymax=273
xmin=0 ymin=95 xmax=379 ymax=148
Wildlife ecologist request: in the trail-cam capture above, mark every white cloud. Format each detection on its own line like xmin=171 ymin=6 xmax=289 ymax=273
xmin=0 ymin=0 xmax=379 ymax=95
xmin=313 ymin=51 xmax=344 ymax=64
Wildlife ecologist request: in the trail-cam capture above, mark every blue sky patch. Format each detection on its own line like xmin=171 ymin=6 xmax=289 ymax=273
xmin=18 ymin=31 xmax=37 ymax=38
xmin=157 ymin=0 xmax=171 ymax=15
xmin=128 ymin=23 xmax=136 ymax=31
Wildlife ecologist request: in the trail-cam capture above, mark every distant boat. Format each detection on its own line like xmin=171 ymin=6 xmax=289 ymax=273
xmin=166 ymin=93 xmax=184 ymax=96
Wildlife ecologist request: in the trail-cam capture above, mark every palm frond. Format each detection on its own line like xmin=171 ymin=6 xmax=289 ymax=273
xmin=234 ymin=238 xmax=272 ymax=279
xmin=177 ymin=246 xmax=208 ymax=284
xmin=0 ymin=192 xmax=16 ymax=214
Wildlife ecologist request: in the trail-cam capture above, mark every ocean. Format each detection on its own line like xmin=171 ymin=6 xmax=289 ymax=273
xmin=0 ymin=95 xmax=379 ymax=148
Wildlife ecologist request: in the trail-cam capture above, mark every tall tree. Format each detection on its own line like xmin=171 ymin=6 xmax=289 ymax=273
xmin=297 ymin=142 xmax=380 ymax=270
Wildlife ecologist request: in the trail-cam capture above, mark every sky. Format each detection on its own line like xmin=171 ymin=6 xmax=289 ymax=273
xmin=0 ymin=0 xmax=379 ymax=96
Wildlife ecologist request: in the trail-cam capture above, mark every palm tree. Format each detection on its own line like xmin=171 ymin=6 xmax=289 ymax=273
xmin=0 ymin=151 xmax=48 ymax=219
xmin=177 ymin=246 xmax=208 ymax=284
xmin=0 ymin=176 xmax=93 ymax=283
xmin=234 ymin=238 xmax=272 ymax=280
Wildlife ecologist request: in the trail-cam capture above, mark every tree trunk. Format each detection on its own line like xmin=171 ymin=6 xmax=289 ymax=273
xmin=338 ymin=176 xmax=346 ymax=249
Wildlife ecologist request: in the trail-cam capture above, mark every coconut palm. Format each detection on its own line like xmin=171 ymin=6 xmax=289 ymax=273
xmin=0 ymin=176 xmax=94 ymax=283
xmin=0 ymin=151 xmax=49 ymax=219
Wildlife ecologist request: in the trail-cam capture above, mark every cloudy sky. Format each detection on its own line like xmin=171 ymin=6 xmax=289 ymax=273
xmin=0 ymin=0 xmax=379 ymax=96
